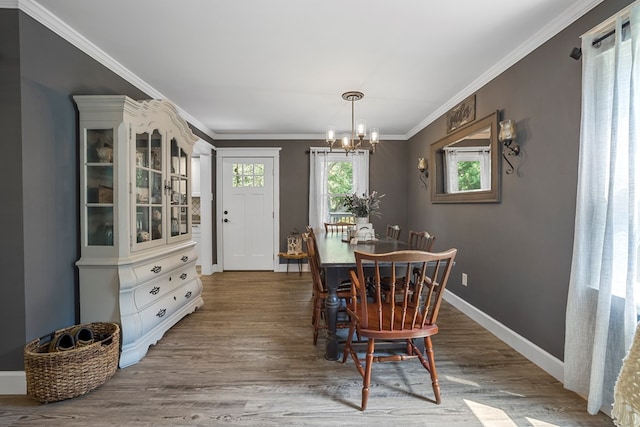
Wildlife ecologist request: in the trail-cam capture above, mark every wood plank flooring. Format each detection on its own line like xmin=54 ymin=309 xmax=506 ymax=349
xmin=0 ymin=271 xmax=612 ymax=426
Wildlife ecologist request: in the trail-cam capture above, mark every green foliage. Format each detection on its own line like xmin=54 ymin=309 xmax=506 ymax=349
xmin=457 ymin=161 xmax=481 ymax=191
xmin=327 ymin=161 xmax=353 ymax=211
xmin=342 ymin=191 xmax=385 ymax=218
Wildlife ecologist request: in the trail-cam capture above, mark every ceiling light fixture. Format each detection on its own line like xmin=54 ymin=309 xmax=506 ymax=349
xmin=326 ymin=91 xmax=379 ymax=154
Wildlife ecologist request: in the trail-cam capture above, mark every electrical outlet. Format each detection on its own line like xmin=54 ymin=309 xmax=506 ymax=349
xmin=462 ymin=273 xmax=468 ymax=287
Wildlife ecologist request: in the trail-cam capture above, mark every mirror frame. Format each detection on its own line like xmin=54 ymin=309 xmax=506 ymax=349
xmin=429 ymin=111 xmax=500 ymax=203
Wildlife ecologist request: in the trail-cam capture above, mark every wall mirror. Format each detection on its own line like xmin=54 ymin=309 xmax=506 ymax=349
xmin=429 ymin=111 xmax=500 ymax=203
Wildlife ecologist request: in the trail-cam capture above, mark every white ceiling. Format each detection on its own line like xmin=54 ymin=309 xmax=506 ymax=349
xmin=19 ymin=0 xmax=603 ymax=140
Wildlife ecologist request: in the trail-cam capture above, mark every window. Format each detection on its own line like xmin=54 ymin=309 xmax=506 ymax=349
xmin=232 ymin=163 xmax=265 ymax=188
xmin=308 ymin=149 xmax=369 ymax=231
xmin=327 ymin=160 xmax=353 ymax=220
xmin=443 ymin=147 xmax=491 ymax=193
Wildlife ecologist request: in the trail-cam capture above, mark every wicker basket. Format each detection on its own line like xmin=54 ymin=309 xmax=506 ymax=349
xmin=24 ymin=322 xmax=120 ymax=403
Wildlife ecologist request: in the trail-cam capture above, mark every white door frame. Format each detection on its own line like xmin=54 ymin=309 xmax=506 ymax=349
xmin=193 ymin=140 xmax=215 ymax=275
xmin=215 ymin=147 xmax=280 ymax=272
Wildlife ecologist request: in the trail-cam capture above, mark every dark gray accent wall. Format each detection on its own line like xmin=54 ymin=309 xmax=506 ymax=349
xmin=407 ymin=0 xmax=634 ymax=360
xmin=0 ymin=10 xmax=151 ymax=370
xmin=0 ymin=9 xmax=26 ymax=369
xmin=213 ymin=140 xmax=409 ymax=258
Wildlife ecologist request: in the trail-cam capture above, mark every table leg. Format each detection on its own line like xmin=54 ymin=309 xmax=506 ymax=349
xmin=324 ymin=267 xmax=344 ymax=361
xmin=324 ymin=290 xmax=339 ymax=361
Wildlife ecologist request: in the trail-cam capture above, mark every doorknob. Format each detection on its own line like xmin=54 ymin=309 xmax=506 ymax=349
xmin=224 ymin=210 xmax=228 ymax=215
xmin=224 ymin=218 xmax=229 ymax=223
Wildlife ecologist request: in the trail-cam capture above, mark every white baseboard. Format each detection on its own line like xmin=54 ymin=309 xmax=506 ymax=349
xmin=275 ymin=264 xmax=309 ymax=274
xmin=444 ymin=290 xmax=564 ymax=383
xmin=0 ymin=371 xmax=26 ymax=395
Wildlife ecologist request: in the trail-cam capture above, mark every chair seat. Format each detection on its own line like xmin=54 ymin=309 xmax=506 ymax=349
xmin=357 ymin=303 xmax=438 ymax=339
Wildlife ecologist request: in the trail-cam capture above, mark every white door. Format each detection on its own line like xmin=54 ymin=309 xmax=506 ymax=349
xmin=221 ymin=156 xmax=275 ymax=270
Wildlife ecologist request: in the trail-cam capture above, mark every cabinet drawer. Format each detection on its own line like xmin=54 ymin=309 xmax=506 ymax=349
xmin=133 ymin=264 xmax=195 ymax=310
xmin=138 ymin=279 xmax=200 ymax=335
xmin=132 ymin=250 xmax=195 ymax=284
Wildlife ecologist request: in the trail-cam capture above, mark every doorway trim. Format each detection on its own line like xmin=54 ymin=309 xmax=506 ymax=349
xmin=215 ymin=147 xmax=281 ymax=271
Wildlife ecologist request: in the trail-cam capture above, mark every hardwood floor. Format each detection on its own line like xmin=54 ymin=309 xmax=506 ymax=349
xmin=1 ymin=271 xmax=612 ymax=426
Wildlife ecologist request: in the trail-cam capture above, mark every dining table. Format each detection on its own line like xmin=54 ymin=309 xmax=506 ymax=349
xmin=314 ymin=232 xmax=413 ymax=361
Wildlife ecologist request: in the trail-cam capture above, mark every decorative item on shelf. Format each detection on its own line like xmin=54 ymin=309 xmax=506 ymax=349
xmin=498 ymin=119 xmax=520 ymax=175
xmin=137 ymin=230 xmax=150 ymax=243
xmin=287 ymin=228 xmax=303 ymax=255
xmin=326 ymin=91 xmax=380 ymax=154
xmin=96 ymin=145 xmax=113 ymax=163
xmin=417 ymin=157 xmax=429 ymax=189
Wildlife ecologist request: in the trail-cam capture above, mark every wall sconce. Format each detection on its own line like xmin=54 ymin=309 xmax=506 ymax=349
xmin=417 ymin=157 xmax=429 ymax=189
xmin=498 ymin=120 xmax=520 ymax=174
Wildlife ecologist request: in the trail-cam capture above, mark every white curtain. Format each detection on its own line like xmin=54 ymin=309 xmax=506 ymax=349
xmin=565 ymin=4 xmax=640 ymax=415
xmin=309 ymin=148 xmax=369 ymax=232
xmin=443 ymin=149 xmax=459 ymax=193
xmin=479 ymin=149 xmax=491 ymax=191
xmin=308 ymin=148 xmax=369 ymax=233
xmin=309 ymin=148 xmax=329 ymax=234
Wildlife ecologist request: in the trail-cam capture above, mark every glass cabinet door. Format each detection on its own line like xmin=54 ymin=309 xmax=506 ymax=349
xmin=170 ymin=138 xmax=189 ymax=237
xmin=86 ymin=129 xmax=114 ymax=246
xmin=135 ymin=130 xmax=164 ymax=244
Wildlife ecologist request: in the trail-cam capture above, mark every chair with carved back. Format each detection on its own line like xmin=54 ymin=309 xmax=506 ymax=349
xmin=408 ymin=230 xmax=435 ymax=251
xmin=379 ymin=230 xmax=436 ymax=301
xmin=385 ymin=225 xmax=401 ymax=240
xmin=324 ymin=222 xmax=354 ymax=235
xmin=302 ymin=231 xmax=352 ymax=345
xmin=342 ymin=248 xmax=457 ymax=410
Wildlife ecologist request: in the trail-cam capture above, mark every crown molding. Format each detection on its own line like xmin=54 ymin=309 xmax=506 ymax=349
xmin=406 ymin=0 xmax=606 ymax=139
xmin=215 ymin=133 xmax=407 ymax=141
xmin=6 ymin=0 xmax=216 ymax=139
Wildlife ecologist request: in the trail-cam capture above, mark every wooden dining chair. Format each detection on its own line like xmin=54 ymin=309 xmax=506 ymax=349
xmin=324 ymin=222 xmax=354 ymax=235
xmin=379 ymin=230 xmax=435 ymax=301
xmin=385 ymin=224 xmax=401 ymax=240
xmin=303 ymin=231 xmax=352 ymax=345
xmin=342 ymin=248 xmax=457 ymax=410
xmin=408 ymin=230 xmax=436 ymax=251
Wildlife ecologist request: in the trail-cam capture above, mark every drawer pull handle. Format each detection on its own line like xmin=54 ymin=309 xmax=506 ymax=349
xmin=181 ymin=256 xmax=189 ymax=262
xmin=156 ymin=308 xmax=167 ymax=318
xmin=151 ymin=265 xmax=162 ymax=274
xmin=185 ymin=291 xmax=192 ymax=299
xmin=149 ymin=286 xmax=160 ymax=295
xmin=180 ymin=273 xmax=188 ymax=280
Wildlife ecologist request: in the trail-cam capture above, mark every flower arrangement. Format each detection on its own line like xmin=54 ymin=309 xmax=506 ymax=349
xmin=343 ymin=191 xmax=385 ymax=218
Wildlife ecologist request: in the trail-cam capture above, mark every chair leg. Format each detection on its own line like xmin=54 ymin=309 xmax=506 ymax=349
xmin=313 ymin=297 xmax=323 ymax=345
xmin=424 ymin=336 xmax=441 ymax=404
xmin=361 ymin=338 xmax=375 ymax=411
xmin=342 ymin=321 xmax=356 ymax=363
xmin=311 ymin=295 xmax=317 ymax=325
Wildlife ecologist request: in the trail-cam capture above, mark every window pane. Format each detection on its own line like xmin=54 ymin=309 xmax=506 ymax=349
xmin=457 ymin=161 xmax=481 ymax=191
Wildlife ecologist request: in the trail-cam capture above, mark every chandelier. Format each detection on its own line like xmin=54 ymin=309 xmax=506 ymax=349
xmin=326 ymin=91 xmax=380 ymax=153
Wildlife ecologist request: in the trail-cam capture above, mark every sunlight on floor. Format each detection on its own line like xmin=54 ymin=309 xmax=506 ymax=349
xmin=445 ymin=375 xmax=480 ymax=387
xmin=465 ymin=399 xmax=559 ymax=427
xmin=525 ymin=417 xmax=560 ymax=427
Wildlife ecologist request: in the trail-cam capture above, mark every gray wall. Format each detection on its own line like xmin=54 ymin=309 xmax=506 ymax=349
xmin=0 ymin=9 xmax=26 ymax=369
xmin=407 ymin=0 xmax=633 ymax=360
xmin=1 ymin=10 xmax=150 ymax=370
xmin=213 ymin=139 xmax=409 ymax=258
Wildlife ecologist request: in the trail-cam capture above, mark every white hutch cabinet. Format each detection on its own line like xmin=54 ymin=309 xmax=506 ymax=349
xmin=74 ymin=95 xmax=204 ymax=367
